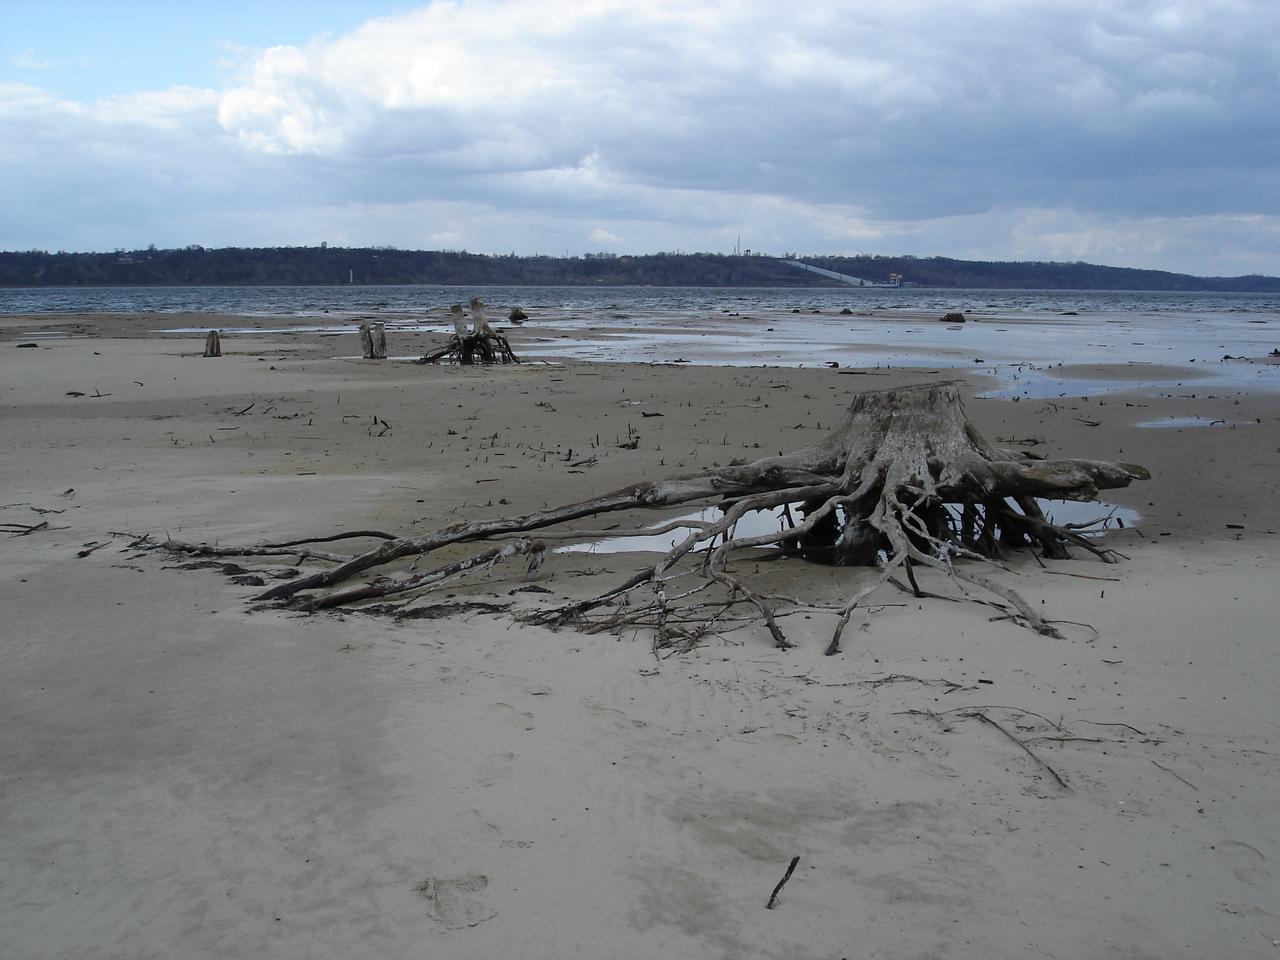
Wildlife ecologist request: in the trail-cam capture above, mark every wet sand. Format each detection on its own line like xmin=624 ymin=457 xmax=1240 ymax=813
xmin=2 ymin=315 xmax=1279 ymax=958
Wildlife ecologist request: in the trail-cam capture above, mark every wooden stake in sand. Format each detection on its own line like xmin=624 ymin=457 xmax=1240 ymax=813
xmin=156 ymin=382 xmax=1147 ymax=649
xmin=203 ymin=330 xmax=221 ymax=357
xmin=766 ymin=856 xmax=801 ymax=909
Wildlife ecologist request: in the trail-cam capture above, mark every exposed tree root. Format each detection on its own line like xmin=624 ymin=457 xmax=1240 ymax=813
xmin=153 ymin=382 xmax=1148 ymax=651
xmin=416 ymin=331 xmax=520 ymax=365
xmin=417 ymin=298 xmax=520 ymax=364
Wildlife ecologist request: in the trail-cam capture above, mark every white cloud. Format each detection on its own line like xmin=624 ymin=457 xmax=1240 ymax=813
xmin=11 ymin=49 xmax=52 ymax=70
xmin=589 ymin=228 xmax=623 ymax=245
xmin=1 ymin=0 xmax=1277 ymax=274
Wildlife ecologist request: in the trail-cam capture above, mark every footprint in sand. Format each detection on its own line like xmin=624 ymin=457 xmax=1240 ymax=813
xmin=1218 ymin=840 xmax=1271 ymax=884
xmin=476 ymin=751 xmax=518 ymax=787
xmin=582 ymin=698 xmax=647 ymax=729
xmin=416 ymin=873 xmax=497 ymax=929
xmin=458 ymin=809 xmax=535 ymax=849
xmin=492 ymin=702 xmax=535 ymax=730
xmin=459 ymin=808 xmax=502 ymax=841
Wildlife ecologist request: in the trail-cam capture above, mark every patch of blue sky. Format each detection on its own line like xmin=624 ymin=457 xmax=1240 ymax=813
xmin=1 ymin=0 xmax=411 ymax=100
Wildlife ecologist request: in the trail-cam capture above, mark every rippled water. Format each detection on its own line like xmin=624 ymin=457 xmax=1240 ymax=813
xmin=5 ymin=284 xmax=1277 ymax=396
xmin=3 ymin=283 xmax=1278 ymax=319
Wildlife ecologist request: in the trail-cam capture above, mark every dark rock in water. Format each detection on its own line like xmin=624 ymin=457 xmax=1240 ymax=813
xmin=509 ymin=306 xmax=529 ymax=323
xmin=839 ymin=307 xmax=853 ymax=315
xmin=941 ymin=312 xmax=966 ymax=323
xmin=16 ymin=342 xmax=40 ymax=348
xmin=1061 ymin=310 xmax=1079 ymax=315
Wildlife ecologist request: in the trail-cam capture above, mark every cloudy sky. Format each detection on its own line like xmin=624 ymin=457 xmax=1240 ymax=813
xmin=2 ymin=0 xmax=1277 ymax=275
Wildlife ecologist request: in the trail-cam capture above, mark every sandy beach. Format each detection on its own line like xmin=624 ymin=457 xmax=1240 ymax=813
xmin=2 ymin=311 xmax=1279 ymax=959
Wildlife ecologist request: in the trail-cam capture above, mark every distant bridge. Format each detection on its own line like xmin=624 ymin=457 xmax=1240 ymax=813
xmin=777 ymin=259 xmax=899 ymax=287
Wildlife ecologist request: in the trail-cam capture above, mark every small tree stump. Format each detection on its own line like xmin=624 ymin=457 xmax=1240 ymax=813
xmin=359 ymin=321 xmax=387 ymax=359
xmin=203 ymin=330 xmax=222 ymax=357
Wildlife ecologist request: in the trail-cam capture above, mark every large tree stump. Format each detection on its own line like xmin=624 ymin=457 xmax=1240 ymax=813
xmin=154 ymin=382 xmax=1147 ymax=651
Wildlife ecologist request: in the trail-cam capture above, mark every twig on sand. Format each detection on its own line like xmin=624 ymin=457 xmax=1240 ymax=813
xmin=766 ymin=856 xmax=801 ymax=910
xmin=969 ymin=711 xmax=1070 ymax=790
xmin=1044 ymin=570 xmax=1121 ymax=582
xmin=1150 ymin=759 xmax=1199 ymax=791
xmin=1079 ymin=719 xmax=1147 ymax=736
xmin=902 ymin=705 xmax=1072 ymax=789
xmin=3 ymin=520 xmax=51 ymax=536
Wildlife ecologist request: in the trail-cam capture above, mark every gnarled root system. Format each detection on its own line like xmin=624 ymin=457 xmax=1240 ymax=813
xmin=154 ymin=382 xmax=1148 ymax=652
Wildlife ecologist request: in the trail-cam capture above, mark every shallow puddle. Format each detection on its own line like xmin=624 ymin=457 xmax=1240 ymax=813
xmin=1029 ymin=499 xmax=1140 ymax=532
xmin=559 ymin=498 xmax=1138 ymax=554
xmin=558 ymin=506 xmax=788 ymax=554
xmin=1135 ymin=416 xmax=1248 ymax=428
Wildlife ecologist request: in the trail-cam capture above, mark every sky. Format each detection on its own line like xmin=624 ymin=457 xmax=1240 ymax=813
xmin=2 ymin=0 xmax=1278 ymax=276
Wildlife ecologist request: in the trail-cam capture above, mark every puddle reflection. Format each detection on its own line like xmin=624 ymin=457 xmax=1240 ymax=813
xmin=560 ymin=498 xmax=1138 ymax=554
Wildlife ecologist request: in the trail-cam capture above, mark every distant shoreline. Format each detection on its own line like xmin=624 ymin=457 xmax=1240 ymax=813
xmin=3 ymin=248 xmax=1277 ymax=293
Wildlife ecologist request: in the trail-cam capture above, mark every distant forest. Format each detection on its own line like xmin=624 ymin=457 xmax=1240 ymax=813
xmin=1 ymin=246 xmax=1277 ymax=292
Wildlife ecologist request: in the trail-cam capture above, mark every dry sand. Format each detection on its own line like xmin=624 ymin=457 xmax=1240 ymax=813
xmin=2 ymin=315 xmax=1279 ymax=959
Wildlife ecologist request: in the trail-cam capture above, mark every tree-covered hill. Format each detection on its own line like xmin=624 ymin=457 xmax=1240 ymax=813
xmin=1 ymin=246 xmax=1275 ymax=291
xmin=804 ymin=254 xmax=1280 ymax=292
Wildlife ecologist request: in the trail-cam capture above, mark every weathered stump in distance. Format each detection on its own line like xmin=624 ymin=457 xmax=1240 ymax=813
xmin=417 ymin=333 xmax=520 ymax=365
xmin=418 ymin=299 xmax=519 ymax=364
xmin=156 ymin=382 xmax=1148 ymax=654
xmin=203 ymin=330 xmax=222 ymax=357
xmin=359 ymin=321 xmax=388 ymax=359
